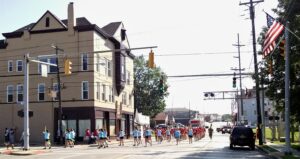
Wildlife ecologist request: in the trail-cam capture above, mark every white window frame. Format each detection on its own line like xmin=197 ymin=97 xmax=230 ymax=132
xmin=126 ymin=71 xmax=130 ymax=85
xmin=81 ymin=53 xmax=88 ymax=71
xmin=121 ymin=56 xmax=125 ymax=81
xmin=96 ymin=54 xmax=100 ymax=72
xmin=17 ymin=84 xmax=23 ymax=102
xmin=16 ymin=60 xmax=23 ymax=72
xmin=7 ymin=85 xmax=14 ymax=103
xmin=108 ymin=86 xmax=112 ymax=102
xmin=38 ymin=83 xmax=45 ymax=101
xmin=8 ymin=60 xmax=13 ymax=72
xmin=82 ymin=81 xmax=89 ymax=100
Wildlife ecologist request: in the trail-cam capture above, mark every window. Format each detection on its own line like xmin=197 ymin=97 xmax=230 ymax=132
xmin=38 ymin=83 xmax=45 ymax=101
xmin=79 ymin=120 xmax=90 ymax=137
xmin=38 ymin=57 xmax=57 ymax=73
xmin=82 ymin=81 xmax=89 ymax=100
xmin=126 ymin=71 xmax=130 ymax=85
xmin=102 ymin=84 xmax=106 ymax=101
xmin=53 ymin=83 xmax=58 ymax=101
xmin=81 ymin=53 xmax=88 ymax=71
xmin=107 ymin=60 xmax=112 ymax=77
xmin=122 ymin=92 xmax=127 ymax=105
xmin=49 ymin=57 xmax=57 ymax=73
xmin=45 ymin=17 xmax=50 ymax=27
xmin=8 ymin=61 xmax=13 ymax=72
xmin=129 ymin=94 xmax=132 ymax=106
xmin=16 ymin=60 xmax=23 ymax=72
xmin=96 ymin=82 xmax=100 ymax=100
xmin=96 ymin=54 xmax=100 ymax=72
xmin=108 ymin=86 xmax=112 ymax=102
xmin=17 ymin=84 xmax=23 ymax=102
xmin=121 ymin=56 xmax=125 ymax=81
xmin=7 ymin=85 xmax=14 ymax=103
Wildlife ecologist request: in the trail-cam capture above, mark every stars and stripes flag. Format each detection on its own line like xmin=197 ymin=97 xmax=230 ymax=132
xmin=262 ymin=13 xmax=284 ymax=57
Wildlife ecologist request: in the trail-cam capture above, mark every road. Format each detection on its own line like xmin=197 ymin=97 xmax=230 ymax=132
xmin=1 ymin=132 xmax=272 ymax=159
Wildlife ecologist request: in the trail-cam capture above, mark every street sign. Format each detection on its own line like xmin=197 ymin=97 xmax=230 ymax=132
xmin=41 ymin=64 xmax=48 ymax=77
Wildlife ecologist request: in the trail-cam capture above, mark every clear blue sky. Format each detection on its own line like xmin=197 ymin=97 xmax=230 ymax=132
xmin=0 ymin=0 xmax=278 ymax=114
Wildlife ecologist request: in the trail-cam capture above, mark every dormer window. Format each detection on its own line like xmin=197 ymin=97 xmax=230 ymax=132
xmin=121 ymin=29 xmax=126 ymax=41
xmin=45 ymin=17 xmax=50 ymax=27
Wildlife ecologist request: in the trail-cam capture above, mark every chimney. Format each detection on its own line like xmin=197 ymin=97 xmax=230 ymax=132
xmin=68 ymin=2 xmax=74 ymax=35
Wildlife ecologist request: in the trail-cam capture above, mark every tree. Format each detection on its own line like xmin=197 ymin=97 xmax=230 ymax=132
xmin=134 ymin=56 xmax=169 ymax=118
xmin=257 ymin=0 xmax=300 ymax=142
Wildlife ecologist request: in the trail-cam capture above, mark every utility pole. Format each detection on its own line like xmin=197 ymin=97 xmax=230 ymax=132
xmin=284 ymin=22 xmax=291 ymax=155
xmin=232 ymin=33 xmax=245 ymax=124
xmin=240 ymin=0 xmax=264 ymax=145
xmin=23 ymin=54 xmax=30 ymax=150
xmin=52 ymin=45 xmax=64 ymax=144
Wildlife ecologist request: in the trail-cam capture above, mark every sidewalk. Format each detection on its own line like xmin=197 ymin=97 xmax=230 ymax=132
xmin=257 ymin=141 xmax=300 ymax=159
xmin=0 ymin=138 xmax=135 ymax=156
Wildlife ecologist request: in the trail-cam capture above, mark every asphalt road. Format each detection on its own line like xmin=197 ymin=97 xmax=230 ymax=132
xmin=1 ymin=132 xmax=272 ymax=159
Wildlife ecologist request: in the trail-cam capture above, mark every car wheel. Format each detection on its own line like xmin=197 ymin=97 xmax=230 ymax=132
xmin=230 ymin=144 xmax=233 ymax=149
xmin=250 ymin=144 xmax=255 ymax=150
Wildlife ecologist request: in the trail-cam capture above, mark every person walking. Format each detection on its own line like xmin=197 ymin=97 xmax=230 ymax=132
xmin=208 ymin=126 xmax=213 ymax=140
xmin=118 ymin=129 xmax=125 ymax=146
xmin=4 ymin=128 xmax=9 ymax=149
xmin=137 ymin=128 xmax=142 ymax=146
xmin=145 ymin=127 xmax=152 ymax=147
xmin=70 ymin=129 xmax=75 ymax=148
xmin=166 ymin=127 xmax=171 ymax=142
xmin=174 ymin=127 xmax=181 ymax=145
xmin=133 ymin=127 xmax=138 ymax=146
xmin=103 ymin=129 xmax=109 ymax=148
xmin=97 ymin=129 xmax=104 ymax=148
xmin=157 ymin=128 xmax=163 ymax=144
xmin=8 ymin=128 xmax=15 ymax=149
xmin=188 ymin=127 xmax=193 ymax=144
xmin=42 ymin=129 xmax=51 ymax=149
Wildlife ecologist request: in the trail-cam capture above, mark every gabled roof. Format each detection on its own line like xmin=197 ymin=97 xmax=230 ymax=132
xmin=102 ymin=22 xmax=122 ymax=36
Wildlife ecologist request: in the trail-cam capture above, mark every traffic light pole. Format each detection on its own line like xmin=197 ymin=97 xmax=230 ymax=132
xmin=240 ymin=0 xmax=264 ymax=145
xmin=53 ymin=45 xmax=64 ymax=144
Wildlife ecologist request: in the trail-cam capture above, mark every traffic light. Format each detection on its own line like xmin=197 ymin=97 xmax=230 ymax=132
xmin=279 ymin=39 xmax=285 ymax=57
xmin=148 ymin=50 xmax=154 ymax=68
xmin=232 ymin=77 xmax=236 ymax=88
xmin=64 ymin=59 xmax=72 ymax=75
xmin=159 ymin=77 xmax=164 ymax=94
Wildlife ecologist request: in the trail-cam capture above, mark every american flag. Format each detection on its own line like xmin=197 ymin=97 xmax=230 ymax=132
xmin=262 ymin=13 xmax=284 ymax=57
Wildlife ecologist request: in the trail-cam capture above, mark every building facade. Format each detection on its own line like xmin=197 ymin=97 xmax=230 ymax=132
xmin=235 ymin=88 xmax=274 ymax=127
xmin=0 ymin=3 xmax=134 ymax=143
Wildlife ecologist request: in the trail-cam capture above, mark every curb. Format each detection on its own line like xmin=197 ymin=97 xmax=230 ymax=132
xmin=256 ymin=145 xmax=282 ymax=159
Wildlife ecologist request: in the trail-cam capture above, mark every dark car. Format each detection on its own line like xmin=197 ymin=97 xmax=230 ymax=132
xmin=221 ymin=126 xmax=232 ymax=134
xmin=230 ymin=126 xmax=255 ymax=150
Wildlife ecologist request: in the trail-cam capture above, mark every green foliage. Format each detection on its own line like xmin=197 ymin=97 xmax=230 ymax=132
xmin=257 ymin=0 xmax=300 ymax=122
xmin=134 ymin=56 xmax=169 ymax=118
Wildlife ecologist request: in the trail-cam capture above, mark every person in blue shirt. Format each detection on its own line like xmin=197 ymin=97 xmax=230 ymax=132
xmin=133 ymin=127 xmax=138 ymax=146
xmin=70 ymin=129 xmax=75 ymax=148
xmin=98 ymin=129 xmax=104 ymax=148
xmin=137 ymin=128 xmax=142 ymax=146
xmin=188 ymin=127 xmax=193 ymax=144
xmin=103 ymin=129 xmax=108 ymax=148
xmin=145 ymin=127 xmax=152 ymax=147
xmin=42 ymin=130 xmax=51 ymax=149
xmin=157 ymin=128 xmax=163 ymax=144
xmin=166 ymin=128 xmax=171 ymax=142
xmin=174 ymin=127 xmax=181 ymax=145
xmin=118 ymin=129 xmax=125 ymax=146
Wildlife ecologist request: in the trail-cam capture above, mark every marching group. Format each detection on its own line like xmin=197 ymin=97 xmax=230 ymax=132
xmin=3 ymin=126 xmax=207 ymax=150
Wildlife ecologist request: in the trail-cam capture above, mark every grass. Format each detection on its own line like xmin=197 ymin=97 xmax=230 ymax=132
xmin=263 ymin=127 xmax=300 ymax=143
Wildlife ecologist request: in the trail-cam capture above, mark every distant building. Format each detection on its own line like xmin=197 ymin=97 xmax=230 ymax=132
xmin=164 ymin=108 xmax=199 ymax=126
xmin=235 ymin=88 xmax=276 ymax=127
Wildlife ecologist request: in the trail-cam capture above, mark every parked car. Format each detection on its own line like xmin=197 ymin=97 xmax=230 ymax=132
xmin=229 ymin=126 xmax=255 ymax=150
xmin=221 ymin=126 xmax=232 ymax=134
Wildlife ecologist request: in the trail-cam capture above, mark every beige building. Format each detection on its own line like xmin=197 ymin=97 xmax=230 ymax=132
xmin=0 ymin=3 xmax=134 ymax=143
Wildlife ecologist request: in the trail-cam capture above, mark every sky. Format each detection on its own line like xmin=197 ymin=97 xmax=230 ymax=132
xmin=0 ymin=0 xmax=278 ymax=115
